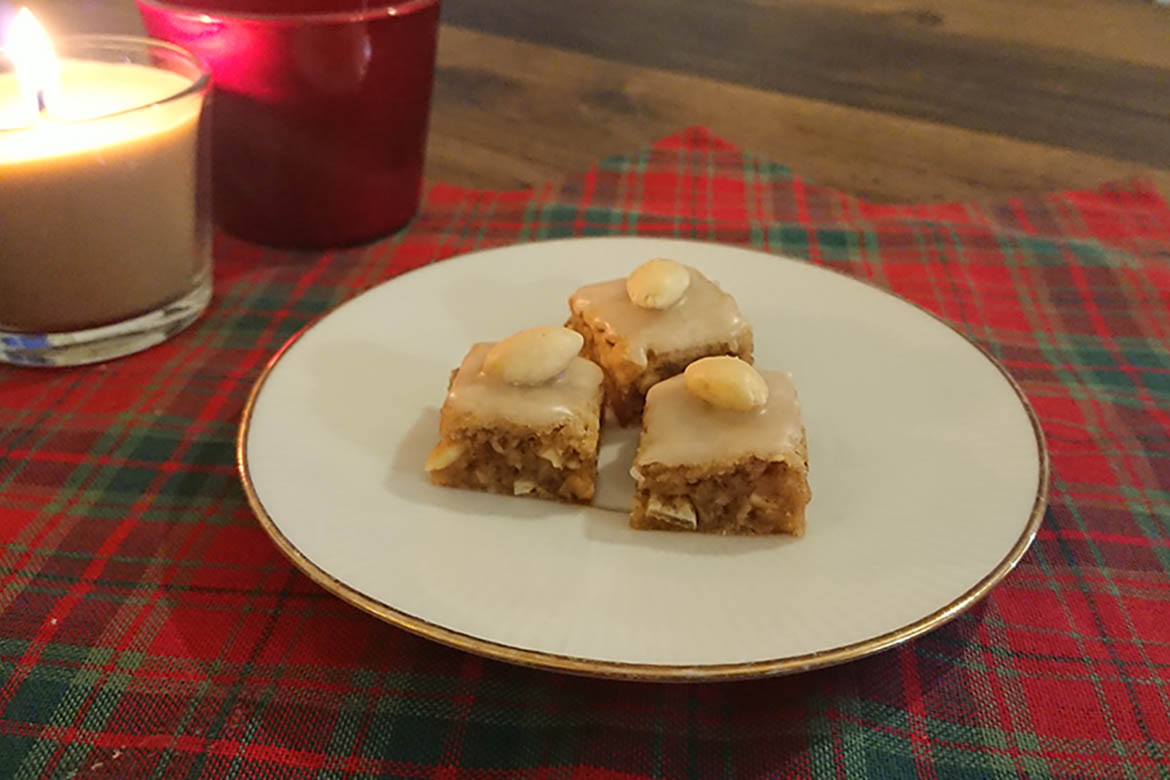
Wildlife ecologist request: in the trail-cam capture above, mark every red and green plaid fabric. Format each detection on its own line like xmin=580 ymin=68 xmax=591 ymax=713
xmin=2 ymin=127 xmax=1169 ymax=779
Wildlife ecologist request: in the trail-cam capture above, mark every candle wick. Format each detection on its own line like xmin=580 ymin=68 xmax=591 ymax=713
xmin=36 ymin=89 xmax=47 ymax=115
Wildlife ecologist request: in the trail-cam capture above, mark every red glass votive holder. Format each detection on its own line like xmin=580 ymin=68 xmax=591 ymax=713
xmin=136 ymin=0 xmax=440 ymax=249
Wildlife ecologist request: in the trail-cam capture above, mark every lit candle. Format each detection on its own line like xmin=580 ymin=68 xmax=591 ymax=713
xmin=0 ymin=9 xmax=210 ymax=366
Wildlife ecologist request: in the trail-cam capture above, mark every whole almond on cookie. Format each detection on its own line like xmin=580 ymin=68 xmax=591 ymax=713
xmin=683 ymin=356 xmax=769 ymax=411
xmin=483 ymin=327 xmax=584 ymax=386
xmin=626 ymin=258 xmax=691 ymax=309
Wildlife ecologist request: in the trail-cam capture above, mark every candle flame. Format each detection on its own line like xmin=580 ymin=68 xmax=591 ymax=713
xmin=6 ymin=8 xmax=59 ymax=118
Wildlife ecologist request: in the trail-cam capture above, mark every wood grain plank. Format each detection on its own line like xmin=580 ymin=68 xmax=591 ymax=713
xmin=440 ymin=0 xmax=1170 ymax=167
xmin=31 ymin=0 xmax=1170 ymax=69
xmin=750 ymin=0 xmax=1170 ymax=69
xmin=426 ymin=27 xmax=1170 ymax=202
xmin=28 ymin=0 xmax=1170 ymax=200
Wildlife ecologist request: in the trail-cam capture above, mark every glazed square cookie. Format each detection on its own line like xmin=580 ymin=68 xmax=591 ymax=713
xmin=426 ymin=327 xmax=604 ymax=503
xmin=567 ymin=259 xmax=753 ymax=426
xmin=630 ymin=356 xmax=811 ymax=535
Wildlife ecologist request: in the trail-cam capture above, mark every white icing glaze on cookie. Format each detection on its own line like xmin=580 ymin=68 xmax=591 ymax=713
xmin=569 ymin=267 xmax=750 ymax=367
xmin=444 ymin=343 xmax=603 ymax=430
xmin=634 ymin=370 xmax=804 ymax=468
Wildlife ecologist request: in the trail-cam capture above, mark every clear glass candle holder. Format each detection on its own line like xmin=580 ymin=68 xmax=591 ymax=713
xmin=0 ymin=36 xmax=211 ymax=367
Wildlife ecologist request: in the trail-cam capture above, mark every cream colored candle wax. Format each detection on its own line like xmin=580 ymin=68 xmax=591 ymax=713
xmin=0 ymin=54 xmax=206 ymax=333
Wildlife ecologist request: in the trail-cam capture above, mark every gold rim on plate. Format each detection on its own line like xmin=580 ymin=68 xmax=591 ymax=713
xmin=236 ymin=241 xmax=1050 ymax=683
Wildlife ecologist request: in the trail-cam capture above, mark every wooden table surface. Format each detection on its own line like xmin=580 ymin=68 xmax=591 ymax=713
xmin=35 ymin=0 xmax=1170 ymax=203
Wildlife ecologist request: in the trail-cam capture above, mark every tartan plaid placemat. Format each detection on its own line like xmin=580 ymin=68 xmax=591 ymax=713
xmin=2 ymin=127 xmax=1169 ymax=779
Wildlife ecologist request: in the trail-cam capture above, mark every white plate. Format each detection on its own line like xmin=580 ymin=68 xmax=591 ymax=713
xmin=238 ymin=237 xmax=1047 ymax=681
